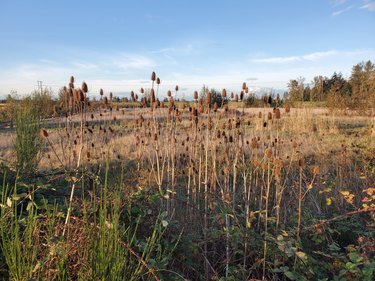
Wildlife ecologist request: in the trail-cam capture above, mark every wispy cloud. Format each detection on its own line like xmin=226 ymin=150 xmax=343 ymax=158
xmin=332 ymin=5 xmax=354 ymax=16
xmin=251 ymin=50 xmax=340 ymax=64
xmin=331 ymin=0 xmax=347 ymax=7
xmin=71 ymin=62 xmax=98 ymax=69
xmin=112 ymin=54 xmax=155 ymax=71
xmin=360 ymin=2 xmax=375 ymax=11
xmin=250 ymin=50 xmax=374 ymax=64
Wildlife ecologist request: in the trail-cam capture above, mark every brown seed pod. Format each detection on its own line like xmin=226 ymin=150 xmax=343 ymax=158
xmin=175 ymin=85 xmax=179 ymax=91
xmin=274 ymin=108 xmax=281 ymax=119
xmin=242 ymin=82 xmax=247 ymax=90
xmin=298 ymin=158 xmax=304 ymax=167
xmin=285 ymin=104 xmax=290 ymax=113
xmin=194 ymin=90 xmax=198 ymax=100
xmin=267 ymin=112 xmax=272 ymax=120
xmin=167 ymin=90 xmax=172 ymax=97
xmin=40 ymin=129 xmax=48 ymax=138
xmin=78 ymin=89 xmax=85 ymax=102
xmin=151 ymin=71 xmax=156 ymax=81
xmin=221 ymin=88 xmax=227 ymax=97
xmin=235 ymin=94 xmax=239 ymax=102
xmin=140 ymin=88 xmax=144 ymax=94
xmin=70 ymin=76 xmax=75 ymax=84
xmin=156 ymin=77 xmax=160 ymax=84
xmin=100 ymin=88 xmax=103 ymax=96
xmin=82 ymin=81 xmax=88 ymax=93
xmin=109 ymin=92 xmax=113 ymax=101
xmin=231 ymin=92 xmax=234 ymax=99
xmin=265 ymin=147 xmax=272 ymax=159
xmin=206 ymin=92 xmax=211 ymax=105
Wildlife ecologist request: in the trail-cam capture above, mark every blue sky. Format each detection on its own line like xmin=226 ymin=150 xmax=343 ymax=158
xmin=0 ymin=0 xmax=374 ymax=99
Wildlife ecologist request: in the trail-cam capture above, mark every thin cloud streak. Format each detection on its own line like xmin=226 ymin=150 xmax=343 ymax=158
xmin=332 ymin=5 xmax=354 ymax=16
xmin=360 ymin=2 xmax=375 ymax=11
xmin=249 ymin=50 xmax=370 ymax=64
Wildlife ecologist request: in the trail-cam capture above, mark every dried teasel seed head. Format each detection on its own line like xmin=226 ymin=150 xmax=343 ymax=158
xmin=213 ymin=102 xmax=218 ymax=112
xmin=40 ymin=128 xmax=48 ymax=138
xmin=175 ymin=85 xmax=179 ymax=91
xmin=151 ymin=71 xmax=156 ymax=81
xmin=100 ymin=88 xmax=103 ymax=96
xmin=235 ymin=94 xmax=239 ymax=102
xmin=267 ymin=112 xmax=272 ymax=120
xmin=109 ymin=92 xmax=113 ymax=100
xmin=285 ymin=104 xmax=290 ymax=113
xmin=167 ymin=90 xmax=172 ymax=97
xmin=156 ymin=77 xmax=160 ymax=84
xmin=82 ymin=81 xmax=88 ymax=93
xmin=265 ymin=147 xmax=272 ymax=159
xmin=140 ymin=88 xmax=144 ymax=94
xmin=194 ymin=90 xmax=198 ymax=100
xmin=274 ymin=108 xmax=281 ymax=119
xmin=206 ymin=92 xmax=211 ymax=105
xmin=70 ymin=76 xmax=75 ymax=84
xmin=221 ymin=88 xmax=227 ymax=97
xmin=242 ymin=82 xmax=247 ymax=90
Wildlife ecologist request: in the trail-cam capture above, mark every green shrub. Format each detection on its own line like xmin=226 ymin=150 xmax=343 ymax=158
xmin=14 ymin=103 xmax=42 ymax=174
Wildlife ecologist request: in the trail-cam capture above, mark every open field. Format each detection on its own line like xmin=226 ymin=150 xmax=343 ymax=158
xmin=0 ymin=100 xmax=374 ymax=280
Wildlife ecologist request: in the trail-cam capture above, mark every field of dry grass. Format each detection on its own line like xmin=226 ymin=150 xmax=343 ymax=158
xmin=0 ymin=86 xmax=374 ymax=280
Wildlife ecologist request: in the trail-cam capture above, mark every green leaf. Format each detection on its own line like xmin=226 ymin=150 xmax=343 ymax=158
xmin=284 ymin=270 xmax=298 ymax=280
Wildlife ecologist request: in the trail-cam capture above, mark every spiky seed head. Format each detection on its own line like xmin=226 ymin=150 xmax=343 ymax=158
xmin=100 ymin=88 xmax=103 ymax=96
xmin=222 ymin=88 xmax=227 ymax=97
xmin=194 ymin=91 xmax=198 ymax=100
xmin=265 ymin=147 xmax=272 ymax=159
xmin=242 ymin=82 xmax=247 ymax=90
xmin=275 ymin=108 xmax=281 ymax=119
xmin=285 ymin=104 xmax=290 ymax=113
xmin=70 ymin=76 xmax=75 ymax=84
xmin=109 ymin=92 xmax=113 ymax=100
xmin=245 ymin=87 xmax=249 ymax=94
xmin=40 ymin=128 xmax=48 ymax=138
xmin=140 ymin=88 xmax=144 ymax=94
xmin=231 ymin=92 xmax=234 ymax=99
xmin=167 ymin=90 xmax=172 ymax=97
xmin=79 ymin=89 xmax=85 ymax=101
xmin=235 ymin=94 xmax=239 ymax=102
xmin=156 ymin=77 xmax=160 ymax=84
xmin=267 ymin=112 xmax=272 ymax=120
xmin=240 ymin=91 xmax=244 ymax=101
xmin=82 ymin=81 xmax=88 ymax=93
xmin=151 ymin=71 xmax=156 ymax=81
xmin=175 ymin=85 xmax=179 ymax=91
xmin=206 ymin=92 xmax=211 ymax=105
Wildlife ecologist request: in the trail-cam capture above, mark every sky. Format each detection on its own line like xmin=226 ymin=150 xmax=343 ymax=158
xmin=0 ymin=0 xmax=374 ymax=99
